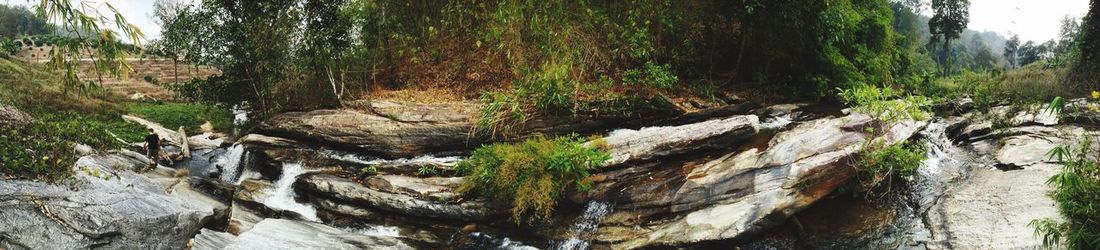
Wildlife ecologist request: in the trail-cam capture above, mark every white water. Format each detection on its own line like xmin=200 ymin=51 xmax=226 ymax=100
xmin=261 ymin=163 xmax=320 ymax=222
xmin=213 ymin=144 xmax=246 ymax=183
xmin=554 ymin=201 xmax=614 ymax=250
xmin=346 ymin=225 xmax=401 ymax=237
xmin=760 ymin=113 xmax=795 ymax=130
xmin=323 ymin=150 xmax=462 ymax=166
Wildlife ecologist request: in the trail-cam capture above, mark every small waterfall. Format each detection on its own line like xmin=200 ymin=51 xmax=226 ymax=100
xmin=553 ymin=201 xmax=614 ymax=250
xmin=261 ymin=163 xmax=320 ymax=222
xmin=212 ymin=144 xmax=246 ymax=183
xmin=760 ymin=113 xmax=795 ymax=130
xmin=346 ymin=225 xmax=401 ymax=237
xmin=323 ymin=150 xmax=462 ymax=166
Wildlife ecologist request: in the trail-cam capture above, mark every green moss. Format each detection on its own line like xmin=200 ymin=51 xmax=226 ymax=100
xmin=127 ymin=103 xmax=234 ymax=134
xmin=454 ymin=135 xmax=611 ymax=222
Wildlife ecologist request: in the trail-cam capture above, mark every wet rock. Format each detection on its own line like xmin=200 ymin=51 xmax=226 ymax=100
xmin=0 ymin=154 xmax=219 ymax=249
xmin=596 ymin=115 xmax=759 ymax=166
xmin=227 ymin=202 xmax=264 ymax=235
xmin=221 ymin=219 xmax=412 ymax=249
xmin=586 ymin=113 xmax=928 ymax=249
xmin=922 ymin=162 xmax=1062 ymax=249
xmin=298 ymin=174 xmax=506 ymax=220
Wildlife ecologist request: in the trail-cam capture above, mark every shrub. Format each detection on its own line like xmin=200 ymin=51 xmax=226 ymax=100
xmin=839 ymin=84 xmax=931 ymax=123
xmin=454 ymin=135 xmax=611 ymax=222
xmin=856 ymin=140 xmax=926 ymax=191
xmin=1032 ymin=98 xmax=1100 ymax=249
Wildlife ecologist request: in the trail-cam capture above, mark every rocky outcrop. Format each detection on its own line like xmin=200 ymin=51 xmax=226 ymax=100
xmin=298 ymin=174 xmax=506 ymax=220
xmin=596 ymin=115 xmax=759 ymax=166
xmin=258 ymin=109 xmax=478 ymax=159
xmin=221 ymin=219 xmax=412 ymax=249
xmin=0 ymin=154 xmax=222 ymax=249
xmin=585 ymin=113 xmax=927 ymax=249
xmin=917 ymin=125 xmax=1068 ymax=249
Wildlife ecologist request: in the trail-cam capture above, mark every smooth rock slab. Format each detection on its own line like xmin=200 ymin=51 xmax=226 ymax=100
xmin=299 ymin=174 xmax=505 ymax=220
xmin=223 ymin=219 xmax=412 ymax=250
xmin=0 ymin=154 xmax=218 ymax=249
xmin=597 ymin=115 xmax=759 ymax=166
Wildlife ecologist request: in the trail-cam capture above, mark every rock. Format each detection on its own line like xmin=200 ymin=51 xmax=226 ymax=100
xmin=0 ymin=104 xmax=34 ymax=126
xmin=188 ymin=133 xmax=226 ymax=150
xmin=0 ymin=154 xmax=219 ymax=249
xmin=222 ymin=219 xmax=412 ymax=249
xmin=227 ymin=202 xmax=264 ymax=235
xmin=586 ymin=113 xmax=928 ymax=249
xmin=992 ymin=126 xmax=1063 ymax=167
xmin=595 ymin=115 xmax=759 ymax=166
xmin=298 ymin=174 xmax=506 ymax=220
xmin=922 ymin=163 xmax=1062 ymax=249
xmin=191 ymin=228 xmax=237 ymax=250
xmin=73 ymin=143 xmax=96 ymax=156
xmin=258 ymin=109 xmax=478 ymax=159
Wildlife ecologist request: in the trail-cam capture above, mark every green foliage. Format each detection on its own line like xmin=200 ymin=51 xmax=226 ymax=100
xmin=839 ymin=84 xmax=931 ymax=123
xmin=928 ymin=0 xmax=971 ymax=75
xmin=919 ymin=67 xmax=1071 ymax=112
xmin=454 ymin=135 xmax=610 ymax=222
xmin=0 ymin=112 xmax=144 ymax=180
xmin=360 ymin=165 xmax=378 ymax=175
xmin=127 ymin=103 xmax=233 ymax=134
xmin=0 ymin=37 xmax=16 ymax=58
xmin=857 ymin=140 xmax=927 ymax=190
xmin=417 ymin=165 xmax=439 ymax=176
xmin=1033 ymin=132 xmax=1100 ymax=249
xmin=36 ymin=0 xmax=145 ymax=91
xmin=0 ymin=4 xmax=54 ymax=38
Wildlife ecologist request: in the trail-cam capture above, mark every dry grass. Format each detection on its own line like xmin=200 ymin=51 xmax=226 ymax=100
xmin=365 ymin=86 xmax=474 ymax=104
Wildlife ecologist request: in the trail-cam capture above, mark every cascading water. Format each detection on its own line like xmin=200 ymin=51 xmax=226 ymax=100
xmin=760 ymin=113 xmax=795 ymax=130
xmin=212 ymin=144 xmax=246 ymax=183
xmin=553 ymin=201 xmax=614 ymax=250
xmin=261 ymin=162 xmax=320 ymax=222
xmin=345 ymin=225 xmax=401 ymax=237
xmin=322 ymin=150 xmax=462 ymax=166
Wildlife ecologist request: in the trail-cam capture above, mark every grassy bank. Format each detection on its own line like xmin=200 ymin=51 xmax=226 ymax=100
xmin=0 ymin=58 xmax=146 ymax=180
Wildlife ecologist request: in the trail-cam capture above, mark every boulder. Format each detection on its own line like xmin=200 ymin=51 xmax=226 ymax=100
xmin=258 ymin=109 xmax=478 ymax=159
xmin=0 ymin=154 xmax=219 ymax=249
xmin=0 ymin=104 xmax=34 ymax=126
xmin=298 ymin=174 xmax=506 ymax=220
xmin=595 ymin=115 xmax=759 ymax=166
xmin=221 ymin=219 xmax=412 ymax=249
xmin=585 ymin=114 xmax=928 ymax=249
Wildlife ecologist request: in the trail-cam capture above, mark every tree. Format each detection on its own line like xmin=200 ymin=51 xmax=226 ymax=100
xmin=36 ymin=0 xmax=144 ymax=90
xmin=928 ymin=0 xmax=970 ymax=76
xmin=1003 ymin=34 xmax=1020 ymax=69
xmin=1073 ymin=0 xmax=1099 ymax=85
xmin=152 ymin=0 xmax=194 ymax=85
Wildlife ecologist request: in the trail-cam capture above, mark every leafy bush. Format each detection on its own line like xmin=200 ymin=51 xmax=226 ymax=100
xmin=127 ymin=103 xmax=233 ymax=134
xmin=1032 ymin=101 xmax=1100 ymax=249
xmin=856 ymin=140 xmax=926 ymax=191
xmin=839 ymin=84 xmax=931 ymax=123
xmin=455 ymin=135 xmax=611 ymax=222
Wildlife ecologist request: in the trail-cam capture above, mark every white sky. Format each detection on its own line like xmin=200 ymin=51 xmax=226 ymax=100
xmin=964 ymin=0 xmax=1090 ymax=42
xmin=4 ymin=0 xmax=1093 ymax=43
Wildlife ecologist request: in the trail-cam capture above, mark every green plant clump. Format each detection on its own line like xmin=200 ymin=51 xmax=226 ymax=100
xmin=1032 ymin=135 xmax=1100 ymax=249
xmin=856 ymin=140 xmax=926 ymax=191
xmin=454 ymin=135 xmax=611 ymax=222
xmin=839 ymin=84 xmax=931 ymax=123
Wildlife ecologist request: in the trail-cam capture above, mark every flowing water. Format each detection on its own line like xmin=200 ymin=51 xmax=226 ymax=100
xmin=322 ymin=150 xmax=462 ymax=167
xmin=553 ymin=201 xmax=614 ymax=250
xmin=261 ymin=162 xmax=321 ymax=222
xmin=212 ymin=144 xmax=247 ymax=183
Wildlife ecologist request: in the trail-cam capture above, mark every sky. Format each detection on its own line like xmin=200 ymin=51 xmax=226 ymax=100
xmin=3 ymin=0 xmax=1093 ymax=43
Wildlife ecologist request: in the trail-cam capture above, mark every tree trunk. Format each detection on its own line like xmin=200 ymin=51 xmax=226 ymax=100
xmin=173 ymin=58 xmax=179 ymax=85
xmin=942 ymin=38 xmax=951 ymax=76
